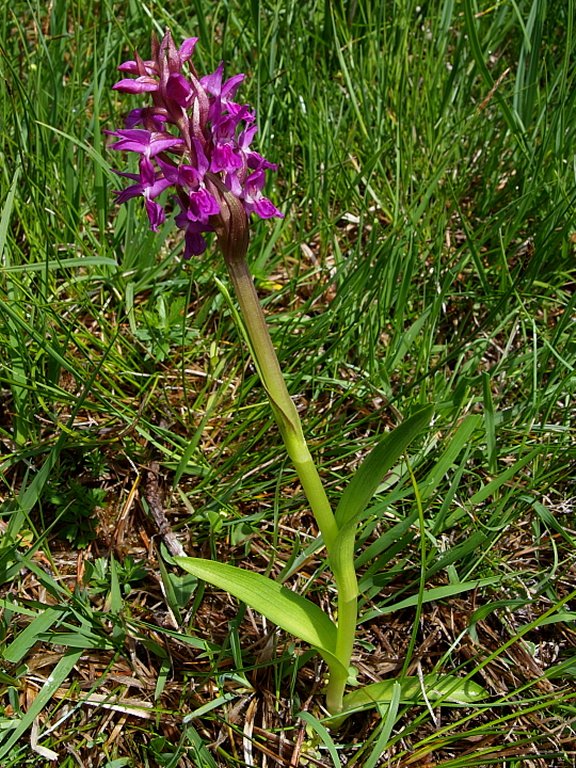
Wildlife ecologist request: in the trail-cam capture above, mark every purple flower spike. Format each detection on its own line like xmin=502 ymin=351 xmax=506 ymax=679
xmin=109 ymin=29 xmax=282 ymax=256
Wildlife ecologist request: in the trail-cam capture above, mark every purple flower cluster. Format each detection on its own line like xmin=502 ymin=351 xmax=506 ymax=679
xmin=108 ymin=30 xmax=282 ymax=258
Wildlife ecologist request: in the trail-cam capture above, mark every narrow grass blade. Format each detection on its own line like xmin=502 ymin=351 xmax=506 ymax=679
xmin=3 ymin=606 xmax=62 ymax=663
xmin=298 ymin=710 xmax=342 ymax=768
xmin=1 ymin=256 xmax=117 ymax=273
xmin=363 ymin=682 xmax=401 ymax=768
xmin=462 ymin=1 xmax=526 ymax=150
xmin=0 ymin=649 xmax=82 ymax=759
xmin=418 ymin=414 xmax=482 ymax=503
xmin=469 ymin=448 xmax=539 ymax=504
xmin=360 ymin=576 xmax=501 ymax=622
xmin=183 ymin=722 xmax=221 ymax=768
xmin=482 ymin=372 xmax=497 ymax=474
xmin=0 ymin=164 xmax=20 ymax=259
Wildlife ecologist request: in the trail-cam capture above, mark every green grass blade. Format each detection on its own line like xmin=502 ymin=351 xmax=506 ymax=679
xmin=469 ymin=447 xmax=540 ymax=504
xmin=298 ymin=710 xmax=342 ymax=767
xmin=3 ymin=606 xmax=62 ymax=664
xmin=0 ymin=649 xmax=83 ymax=759
xmin=418 ymin=414 xmax=482 ymax=503
xmin=482 ymin=372 xmax=498 ymax=474
xmin=360 ymin=576 xmax=501 ymax=622
xmin=462 ymin=1 xmax=527 ymax=151
xmin=0 ymin=164 xmax=20 ymax=259
xmin=362 ymin=682 xmax=401 ymax=768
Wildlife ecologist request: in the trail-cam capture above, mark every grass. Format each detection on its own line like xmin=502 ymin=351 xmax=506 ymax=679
xmin=0 ymin=0 xmax=575 ymax=764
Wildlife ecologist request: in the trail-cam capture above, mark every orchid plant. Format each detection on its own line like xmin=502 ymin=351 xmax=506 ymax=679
xmin=108 ymin=30 xmax=485 ymax=722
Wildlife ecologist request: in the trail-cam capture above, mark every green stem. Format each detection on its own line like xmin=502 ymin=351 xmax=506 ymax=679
xmin=224 ymin=255 xmax=339 ymax=552
xmin=226 ymin=254 xmax=358 ymax=716
xmin=325 ymin=521 xmax=359 ymax=714
xmin=213 ymin=186 xmax=354 ymax=716
xmin=326 ymin=593 xmax=357 ymax=714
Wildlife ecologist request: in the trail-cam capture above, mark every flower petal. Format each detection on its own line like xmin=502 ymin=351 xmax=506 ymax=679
xmin=113 ymin=76 xmax=158 ymax=93
xmin=178 ymin=37 xmax=199 ymax=63
xmin=200 ymin=62 xmax=224 ymax=96
xmin=166 ymin=73 xmax=193 ymax=107
xmin=144 ymin=198 xmax=166 ymax=231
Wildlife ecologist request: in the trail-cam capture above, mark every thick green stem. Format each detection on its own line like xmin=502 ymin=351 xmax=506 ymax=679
xmin=224 ymin=255 xmax=339 ymax=552
xmin=325 ymin=521 xmax=359 ymax=714
xmin=212 ymin=185 xmax=353 ymax=715
xmin=326 ymin=593 xmax=357 ymax=714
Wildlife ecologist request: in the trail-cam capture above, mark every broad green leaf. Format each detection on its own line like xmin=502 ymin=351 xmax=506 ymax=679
xmin=175 ymin=558 xmax=345 ymax=673
xmin=341 ymin=674 xmax=487 ymax=714
xmin=335 ymin=405 xmax=433 ymax=528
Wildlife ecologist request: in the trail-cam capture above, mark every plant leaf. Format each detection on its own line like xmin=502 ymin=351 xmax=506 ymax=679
xmin=338 ymin=674 xmax=487 ymax=719
xmin=335 ymin=405 xmax=433 ymax=528
xmin=298 ymin=711 xmax=343 ymax=768
xmin=175 ymin=557 xmax=345 ymax=673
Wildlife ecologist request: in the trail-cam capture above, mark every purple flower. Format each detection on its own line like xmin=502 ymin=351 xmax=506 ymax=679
xmin=107 ymin=129 xmax=184 ymax=157
xmin=124 ymin=107 xmax=168 ymax=131
xmin=108 ymin=30 xmax=282 ymax=256
xmin=113 ymin=157 xmax=172 ymax=231
xmin=242 ymin=169 xmax=284 ymax=219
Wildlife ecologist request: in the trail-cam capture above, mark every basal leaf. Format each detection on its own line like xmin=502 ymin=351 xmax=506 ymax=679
xmin=345 ymin=674 xmax=487 ymax=709
xmin=340 ymin=673 xmax=487 ymax=716
xmin=175 ymin=557 xmax=345 ymax=673
xmin=335 ymin=405 xmax=433 ymax=528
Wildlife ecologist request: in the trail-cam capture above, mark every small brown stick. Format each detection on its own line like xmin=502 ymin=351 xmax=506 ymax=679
xmin=478 ymin=67 xmax=511 ymax=112
xmin=143 ymin=461 xmax=186 ymax=558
